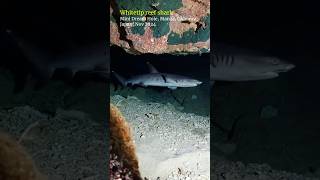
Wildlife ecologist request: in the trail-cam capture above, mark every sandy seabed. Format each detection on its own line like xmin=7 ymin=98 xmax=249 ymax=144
xmin=0 ymin=106 xmax=107 ymax=180
xmin=111 ymin=94 xmax=210 ymax=179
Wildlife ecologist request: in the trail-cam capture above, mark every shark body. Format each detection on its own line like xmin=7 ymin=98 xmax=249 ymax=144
xmin=211 ymin=44 xmax=295 ymax=84
xmin=113 ymin=62 xmax=202 ymax=90
xmin=6 ymin=29 xmax=293 ymax=89
xmin=6 ymin=29 xmax=109 ymax=82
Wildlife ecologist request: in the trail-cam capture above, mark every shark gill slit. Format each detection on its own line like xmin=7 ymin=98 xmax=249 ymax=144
xmin=223 ymin=54 xmax=227 ymax=65
xmin=231 ymin=54 xmax=235 ymax=66
xmin=225 ymin=54 xmax=231 ymax=66
xmin=213 ymin=53 xmax=219 ymax=67
xmin=227 ymin=54 xmax=233 ymax=66
xmin=226 ymin=54 xmax=230 ymax=66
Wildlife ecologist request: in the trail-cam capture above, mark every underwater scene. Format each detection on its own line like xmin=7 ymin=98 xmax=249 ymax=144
xmin=1 ymin=0 xmax=320 ymax=179
xmin=109 ymin=0 xmax=211 ymax=178
xmin=0 ymin=38 xmax=109 ymax=180
xmin=0 ymin=1 xmax=109 ymax=179
xmin=212 ymin=0 xmax=320 ymax=179
xmin=109 ymin=46 xmax=210 ymax=179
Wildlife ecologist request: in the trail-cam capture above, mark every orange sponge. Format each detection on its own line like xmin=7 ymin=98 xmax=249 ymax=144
xmin=0 ymin=132 xmax=45 ymax=180
xmin=110 ymin=104 xmax=142 ymax=180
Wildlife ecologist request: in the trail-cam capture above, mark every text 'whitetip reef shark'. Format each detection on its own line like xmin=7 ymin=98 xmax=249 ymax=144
xmin=112 ymin=62 xmax=202 ymax=90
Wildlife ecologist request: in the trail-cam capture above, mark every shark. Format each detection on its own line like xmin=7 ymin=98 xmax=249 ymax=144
xmin=210 ymin=44 xmax=295 ymax=84
xmin=211 ymin=44 xmax=295 ymax=140
xmin=5 ymin=29 xmax=109 ymax=82
xmin=112 ymin=62 xmax=202 ymax=90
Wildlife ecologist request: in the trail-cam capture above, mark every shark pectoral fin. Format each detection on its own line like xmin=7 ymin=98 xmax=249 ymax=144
xmin=168 ymin=86 xmax=177 ymax=90
xmin=146 ymin=62 xmax=159 ymax=73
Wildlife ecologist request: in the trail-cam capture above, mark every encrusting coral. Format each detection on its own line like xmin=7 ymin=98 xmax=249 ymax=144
xmin=109 ymin=104 xmax=142 ymax=180
xmin=0 ymin=132 xmax=46 ymax=180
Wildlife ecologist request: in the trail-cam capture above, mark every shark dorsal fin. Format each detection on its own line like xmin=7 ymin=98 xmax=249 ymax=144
xmin=146 ymin=62 xmax=159 ymax=73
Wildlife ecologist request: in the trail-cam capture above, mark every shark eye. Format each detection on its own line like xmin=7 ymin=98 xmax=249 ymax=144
xmin=270 ymin=59 xmax=280 ymax=65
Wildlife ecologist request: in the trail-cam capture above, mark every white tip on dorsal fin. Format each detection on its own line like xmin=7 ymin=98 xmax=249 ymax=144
xmin=146 ymin=61 xmax=159 ymax=73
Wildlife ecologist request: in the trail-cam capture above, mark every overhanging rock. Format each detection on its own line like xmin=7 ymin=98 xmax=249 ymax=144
xmin=110 ymin=0 xmax=210 ymax=54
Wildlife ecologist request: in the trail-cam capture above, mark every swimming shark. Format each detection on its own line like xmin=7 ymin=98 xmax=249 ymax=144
xmin=210 ymin=44 xmax=295 ymax=85
xmin=6 ymin=29 xmax=109 ymax=82
xmin=112 ymin=62 xmax=202 ymax=90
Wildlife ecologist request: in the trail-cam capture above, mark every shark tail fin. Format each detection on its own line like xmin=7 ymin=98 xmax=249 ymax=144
xmin=5 ymin=29 xmax=53 ymax=82
xmin=112 ymin=71 xmax=127 ymax=86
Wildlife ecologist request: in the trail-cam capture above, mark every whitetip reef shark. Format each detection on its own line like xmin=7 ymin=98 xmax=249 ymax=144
xmin=211 ymin=44 xmax=295 ymax=140
xmin=6 ymin=29 xmax=109 ymax=82
xmin=112 ymin=62 xmax=202 ymax=90
xmin=6 ymin=28 xmax=294 ymax=89
xmin=210 ymin=44 xmax=295 ymax=85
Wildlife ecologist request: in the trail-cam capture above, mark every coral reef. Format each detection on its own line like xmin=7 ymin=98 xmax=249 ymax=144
xmin=0 ymin=131 xmax=45 ymax=180
xmin=110 ymin=0 xmax=210 ymax=54
xmin=110 ymin=104 xmax=142 ymax=180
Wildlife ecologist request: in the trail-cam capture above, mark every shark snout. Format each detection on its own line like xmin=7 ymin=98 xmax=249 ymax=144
xmin=181 ymin=79 xmax=202 ymax=87
xmin=276 ymin=63 xmax=295 ymax=73
xmin=286 ymin=64 xmax=295 ymax=70
xmin=193 ymin=79 xmax=202 ymax=85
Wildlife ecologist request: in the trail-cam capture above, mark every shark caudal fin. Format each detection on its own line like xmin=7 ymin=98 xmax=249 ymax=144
xmin=112 ymin=71 xmax=127 ymax=86
xmin=5 ymin=29 xmax=53 ymax=82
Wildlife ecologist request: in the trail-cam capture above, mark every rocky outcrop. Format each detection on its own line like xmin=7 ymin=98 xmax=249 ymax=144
xmin=110 ymin=0 xmax=210 ymax=54
xmin=110 ymin=104 xmax=142 ymax=179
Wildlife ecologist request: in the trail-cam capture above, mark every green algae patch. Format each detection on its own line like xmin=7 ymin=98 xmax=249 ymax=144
xmin=156 ymin=0 xmax=182 ymax=10
xmin=167 ymin=14 xmax=210 ymax=45
xmin=132 ymin=25 xmax=146 ymax=35
xmin=200 ymin=48 xmax=209 ymax=53
xmin=117 ymin=0 xmax=150 ymax=11
xmin=153 ymin=17 xmax=170 ymax=37
xmin=117 ymin=0 xmax=182 ymax=12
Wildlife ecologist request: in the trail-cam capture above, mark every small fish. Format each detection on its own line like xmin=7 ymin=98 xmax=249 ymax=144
xmin=112 ymin=62 xmax=202 ymax=90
